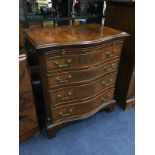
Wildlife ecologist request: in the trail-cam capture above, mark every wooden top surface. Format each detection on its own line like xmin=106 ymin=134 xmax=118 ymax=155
xmin=24 ymin=23 xmax=129 ymax=49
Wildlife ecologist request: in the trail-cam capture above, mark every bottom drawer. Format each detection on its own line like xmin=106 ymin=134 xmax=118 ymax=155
xmin=52 ymin=89 xmax=114 ymax=123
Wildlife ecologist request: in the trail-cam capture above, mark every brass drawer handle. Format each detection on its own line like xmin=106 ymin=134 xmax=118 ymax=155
xmin=102 ymin=79 xmax=113 ymax=87
xmin=59 ymin=108 xmax=73 ymax=117
xmin=57 ymin=91 xmax=72 ymax=101
xmin=106 ymin=50 xmax=116 ymax=58
xmin=104 ymin=64 xmax=116 ymax=72
xmin=100 ymin=98 xmax=108 ymax=102
xmin=100 ymin=95 xmax=110 ymax=102
xmin=56 ymin=75 xmax=72 ymax=84
xmin=54 ymin=59 xmax=72 ymax=68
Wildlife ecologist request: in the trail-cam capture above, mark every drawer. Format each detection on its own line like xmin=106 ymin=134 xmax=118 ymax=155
xmin=51 ymin=89 xmax=114 ymax=123
xmin=47 ymin=59 xmax=119 ymax=88
xmin=45 ymin=43 xmax=123 ymax=72
xmin=49 ymin=72 xmax=117 ymax=106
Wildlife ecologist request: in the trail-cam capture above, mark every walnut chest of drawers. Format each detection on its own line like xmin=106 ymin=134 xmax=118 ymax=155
xmin=24 ymin=23 xmax=128 ymax=138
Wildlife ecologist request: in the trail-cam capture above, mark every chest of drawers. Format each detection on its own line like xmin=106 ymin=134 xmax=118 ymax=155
xmin=25 ymin=23 xmax=128 ymax=138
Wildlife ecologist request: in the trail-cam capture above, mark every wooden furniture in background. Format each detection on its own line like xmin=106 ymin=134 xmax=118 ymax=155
xmin=19 ymin=21 xmax=25 ymax=55
xmin=19 ymin=54 xmax=39 ymax=142
xmin=22 ymin=0 xmax=105 ymax=27
xmin=105 ymin=0 xmax=135 ymax=110
xmin=125 ymin=67 xmax=135 ymax=109
xmin=24 ymin=23 xmax=128 ymax=138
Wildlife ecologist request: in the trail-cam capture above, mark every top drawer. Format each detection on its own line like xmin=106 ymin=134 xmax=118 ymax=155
xmin=45 ymin=41 xmax=123 ymax=72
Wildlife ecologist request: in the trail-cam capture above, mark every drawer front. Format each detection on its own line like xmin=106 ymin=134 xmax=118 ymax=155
xmin=47 ymin=59 xmax=119 ymax=88
xmin=45 ymin=43 xmax=123 ymax=72
xmin=49 ymin=72 xmax=117 ymax=106
xmin=51 ymin=89 xmax=114 ymax=123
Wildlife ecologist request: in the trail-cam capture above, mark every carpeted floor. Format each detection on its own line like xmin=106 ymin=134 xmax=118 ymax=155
xmin=20 ymin=106 xmax=135 ymax=155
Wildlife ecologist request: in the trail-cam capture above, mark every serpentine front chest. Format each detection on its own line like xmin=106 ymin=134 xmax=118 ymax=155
xmin=25 ymin=23 xmax=128 ymax=138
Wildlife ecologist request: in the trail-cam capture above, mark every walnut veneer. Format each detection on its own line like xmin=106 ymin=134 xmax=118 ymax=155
xmin=24 ymin=23 xmax=128 ymax=138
